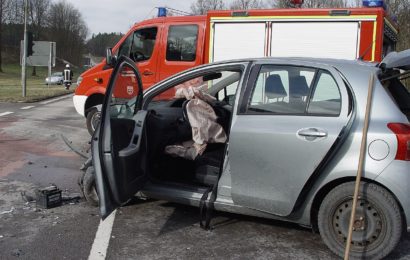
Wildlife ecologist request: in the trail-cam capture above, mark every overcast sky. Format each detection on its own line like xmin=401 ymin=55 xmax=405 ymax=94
xmin=63 ymin=0 xmax=199 ymax=36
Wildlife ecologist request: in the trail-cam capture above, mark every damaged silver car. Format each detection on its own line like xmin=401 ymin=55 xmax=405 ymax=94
xmin=90 ymin=50 xmax=410 ymax=259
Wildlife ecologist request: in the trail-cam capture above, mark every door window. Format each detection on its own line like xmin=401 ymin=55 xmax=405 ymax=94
xmin=307 ymin=71 xmax=341 ymax=115
xmin=116 ymin=27 xmax=158 ymax=62
xmin=248 ymin=65 xmax=315 ymax=114
xmin=130 ymin=27 xmax=158 ymax=62
xmin=109 ymin=64 xmax=142 ymax=120
xmin=166 ymin=25 xmax=198 ymax=62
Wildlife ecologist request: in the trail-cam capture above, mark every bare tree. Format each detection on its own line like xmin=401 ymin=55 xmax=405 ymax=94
xmin=230 ymin=0 xmax=265 ymax=9
xmin=0 ymin=0 xmax=10 ymax=72
xmin=267 ymin=0 xmax=348 ymax=8
xmin=28 ymin=0 xmax=50 ymax=75
xmin=190 ymin=0 xmax=225 ymax=15
xmin=47 ymin=0 xmax=88 ymax=65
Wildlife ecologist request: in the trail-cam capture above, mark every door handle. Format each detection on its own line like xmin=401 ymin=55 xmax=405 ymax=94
xmin=297 ymin=128 xmax=328 ymax=138
xmin=142 ymin=70 xmax=154 ymax=76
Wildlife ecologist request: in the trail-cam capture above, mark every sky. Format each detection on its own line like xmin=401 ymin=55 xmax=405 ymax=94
xmin=63 ymin=0 xmax=199 ymax=36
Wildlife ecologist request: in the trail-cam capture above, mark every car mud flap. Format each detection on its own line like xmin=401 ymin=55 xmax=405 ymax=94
xmin=199 ymin=145 xmax=228 ymax=230
xmin=199 ymin=184 xmax=216 ymax=230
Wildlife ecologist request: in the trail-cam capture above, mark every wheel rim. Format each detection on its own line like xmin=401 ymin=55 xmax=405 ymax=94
xmin=331 ymin=197 xmax=387 ymax=252
xmin=91 ymin=111 xmax=101 ymax=132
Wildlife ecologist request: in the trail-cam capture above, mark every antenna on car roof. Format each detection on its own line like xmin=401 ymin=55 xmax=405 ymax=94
xmin=358 ymin=40 xmax=375 ymax=61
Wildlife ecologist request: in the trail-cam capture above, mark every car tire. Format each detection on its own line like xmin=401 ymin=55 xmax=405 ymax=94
xmin=86 ymin=107 xmax=101 ymax=136
xmin=59 ymin=80 xmax=63 ymax=85
xmin=318 ymin=181 xmax=403 ymax=260
xmin=83 ymin=166 xmax=99 ymax=207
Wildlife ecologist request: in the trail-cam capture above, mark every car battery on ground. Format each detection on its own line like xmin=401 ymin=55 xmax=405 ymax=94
xmin=36 ymin=185 xmax=62 ymax=209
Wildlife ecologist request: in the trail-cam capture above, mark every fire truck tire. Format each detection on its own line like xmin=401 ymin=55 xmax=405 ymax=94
xmin=86 ymin=107 xmax=101 ymax=136
xmin=83 ymin=166 xmax=99 ymax=207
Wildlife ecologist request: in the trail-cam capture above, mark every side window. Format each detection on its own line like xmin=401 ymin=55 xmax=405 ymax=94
xmin=166 ymin=25 xmax=198 ymax=62
xmin=130 ymin=27 xmax=158 ymax=62
xmin=248 ymin=65 xmax=315 ymax=114
xmin=151 ymin=70 xmax=241 ymax=103
xmin=307 ymin=71 xmax=341 ymax=115
xmin=117 ymin=34 xmax=133 ymax=58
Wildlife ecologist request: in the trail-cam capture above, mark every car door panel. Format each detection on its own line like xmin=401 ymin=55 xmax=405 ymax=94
xmin=93 ymin=56 xmax=146 ymax=219
xmin=229 ymin=64 xmax=351 ymax=217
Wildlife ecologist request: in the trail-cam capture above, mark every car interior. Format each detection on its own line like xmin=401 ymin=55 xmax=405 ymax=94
xmin=108 ymin=70 xmax=242 ymax=190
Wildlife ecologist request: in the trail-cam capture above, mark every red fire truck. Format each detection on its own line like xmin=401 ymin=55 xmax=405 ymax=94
xmin=74 ymin=6 xmax=398 ymax=134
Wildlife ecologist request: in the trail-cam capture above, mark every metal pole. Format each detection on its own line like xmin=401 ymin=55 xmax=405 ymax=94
xmin=343 ymin=74 xmax=375 ymax=260
xmin=21 ymin=0 xmax=28 ymax=97
xmin=48 ymin=42 xmax=52 ymax=88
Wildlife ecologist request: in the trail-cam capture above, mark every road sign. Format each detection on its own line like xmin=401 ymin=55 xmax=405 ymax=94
xmin=20 ymin=41 xmax=56 ymax=67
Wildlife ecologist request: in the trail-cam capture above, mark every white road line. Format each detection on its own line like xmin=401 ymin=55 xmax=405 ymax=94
xmin=40 ymin=94 xmax=72 ymax=105
xmin=0 ymin=112 xmax=14 ymax=117
xmin=21 ymin=106 xmax=35 ymax=110
xmin=88 ymin=210 xmax=116 ymax=260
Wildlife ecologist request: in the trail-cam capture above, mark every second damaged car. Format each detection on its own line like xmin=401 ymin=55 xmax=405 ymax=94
xmin=89 ymin=50 xmax=410 ymax=259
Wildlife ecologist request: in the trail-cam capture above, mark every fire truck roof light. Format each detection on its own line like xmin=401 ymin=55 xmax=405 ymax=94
xmin=362 ymin=0 xmax=387 ymax=9
xmin=158 ymin=7 xmax=167 ymax=17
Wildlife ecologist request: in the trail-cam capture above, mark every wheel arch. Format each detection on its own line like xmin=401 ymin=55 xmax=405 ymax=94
xmin=310 ymin=177 xmax=407 ymax=233
xmin=84 ymin=93 xmax=105 ymax=116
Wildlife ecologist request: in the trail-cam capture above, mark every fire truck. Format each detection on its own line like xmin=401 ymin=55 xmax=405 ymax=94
xmin=74 ymin=4 xmax=398 ymax=134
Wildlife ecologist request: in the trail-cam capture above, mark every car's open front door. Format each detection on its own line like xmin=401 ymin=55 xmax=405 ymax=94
xmin=92 ymin=56 xmax=147 ymax=219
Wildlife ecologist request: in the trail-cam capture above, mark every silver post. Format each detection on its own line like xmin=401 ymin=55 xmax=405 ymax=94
xmin=48 ymin=42 xmax=52 ymax=88
xmin=21 ymin=0 xmax=28 ymax=97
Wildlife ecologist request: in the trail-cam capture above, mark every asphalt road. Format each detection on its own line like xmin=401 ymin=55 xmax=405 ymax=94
xmin=0 ymin=95 xmax=409 ymax=260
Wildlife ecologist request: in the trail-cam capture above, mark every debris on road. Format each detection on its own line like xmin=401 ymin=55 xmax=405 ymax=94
xmin=0 ymin=207 xmax=15 ymax=215
xmin=36 ymin=185 xmax=62 ymax=209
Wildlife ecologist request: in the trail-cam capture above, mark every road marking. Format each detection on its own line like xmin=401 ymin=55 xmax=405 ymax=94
xmin=40 ymin=94 xmax=72 ymax=105
xmin=88 ymin=210 xmax=116 ymax=260
xmin=0 ymin=112 xmax=13 ymax=117
xmin=21 ymin=106 xmax=35 ymax=110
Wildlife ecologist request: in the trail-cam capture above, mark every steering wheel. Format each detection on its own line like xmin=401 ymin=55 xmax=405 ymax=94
xmin=130 ymin=51 xmax=145 ymax=61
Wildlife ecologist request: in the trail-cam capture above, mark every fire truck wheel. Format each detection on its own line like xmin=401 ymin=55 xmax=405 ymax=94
xmin=83 ymin=166 xmax=99 ymax=207
xmin=86 ymin=107 xmax=101 ymax=136
xmin=318 ymin=182 xmax=402 ymax=260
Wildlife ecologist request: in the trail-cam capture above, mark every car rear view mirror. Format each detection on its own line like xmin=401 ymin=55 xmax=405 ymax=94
xmin=106 ymin=48 xmax=117 ymax=67
xmin=203 ymin=72 xmax=222 ymax=82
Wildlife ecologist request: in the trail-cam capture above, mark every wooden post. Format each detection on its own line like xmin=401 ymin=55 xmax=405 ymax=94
xmin=343 ymin=74 xmax=375 ymax=260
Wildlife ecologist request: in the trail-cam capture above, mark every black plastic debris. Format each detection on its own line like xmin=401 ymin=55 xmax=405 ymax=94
xmin=36 ymin=185 xmax=62 ymax=209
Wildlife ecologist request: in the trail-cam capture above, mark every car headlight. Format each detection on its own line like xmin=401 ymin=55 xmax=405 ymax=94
xmin=77 ymin=76 xmax=83 ymax=85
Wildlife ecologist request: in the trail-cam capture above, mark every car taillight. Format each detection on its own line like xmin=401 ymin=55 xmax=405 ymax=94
xmin=387 ymin=123 xmax=410 ymax=161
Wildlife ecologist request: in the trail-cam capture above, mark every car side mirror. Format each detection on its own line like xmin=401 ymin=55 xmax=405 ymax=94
xmin=106 ymin=48 xmax=117 ymax=67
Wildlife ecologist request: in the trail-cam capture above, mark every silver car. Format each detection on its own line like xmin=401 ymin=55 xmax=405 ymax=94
xmin=91 ymin=51 xmax=410 ymax=259
xmin=45 ymin=72 xmax=64 ymax=85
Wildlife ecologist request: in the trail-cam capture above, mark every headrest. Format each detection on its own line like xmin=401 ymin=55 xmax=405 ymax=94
xmin=289 ymin=76 xmax=309 ymax=98
xmin=265 ymin=74 xmax=287 ymax=99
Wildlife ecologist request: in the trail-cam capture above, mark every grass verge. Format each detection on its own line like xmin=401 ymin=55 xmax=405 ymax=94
xmin=0 ymin=64 xmax=77 ymax=102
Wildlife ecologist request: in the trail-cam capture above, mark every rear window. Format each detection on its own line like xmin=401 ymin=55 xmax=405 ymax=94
xmin=381 ymin=75 xmax=410 ymax=119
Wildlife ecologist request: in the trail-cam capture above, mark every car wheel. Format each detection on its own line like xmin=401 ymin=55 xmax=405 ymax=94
xmin=318 ymin=182 xmax=403 ymax=260
xmin=59 ymin=80 xmax=63 ymax=85
xmin=86 ymin=107 xmax=101 ymax=136
xmin=83 ymin=166 xmax=99 ymax=207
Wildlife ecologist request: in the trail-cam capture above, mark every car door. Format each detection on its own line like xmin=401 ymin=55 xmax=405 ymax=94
xmin=117 ymin=25 xmax=161 ymax=88
xmin=229 ymin=62 xmax=352 ymax=217
xmin=92 ymin=56 xmax=147 ymax=219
